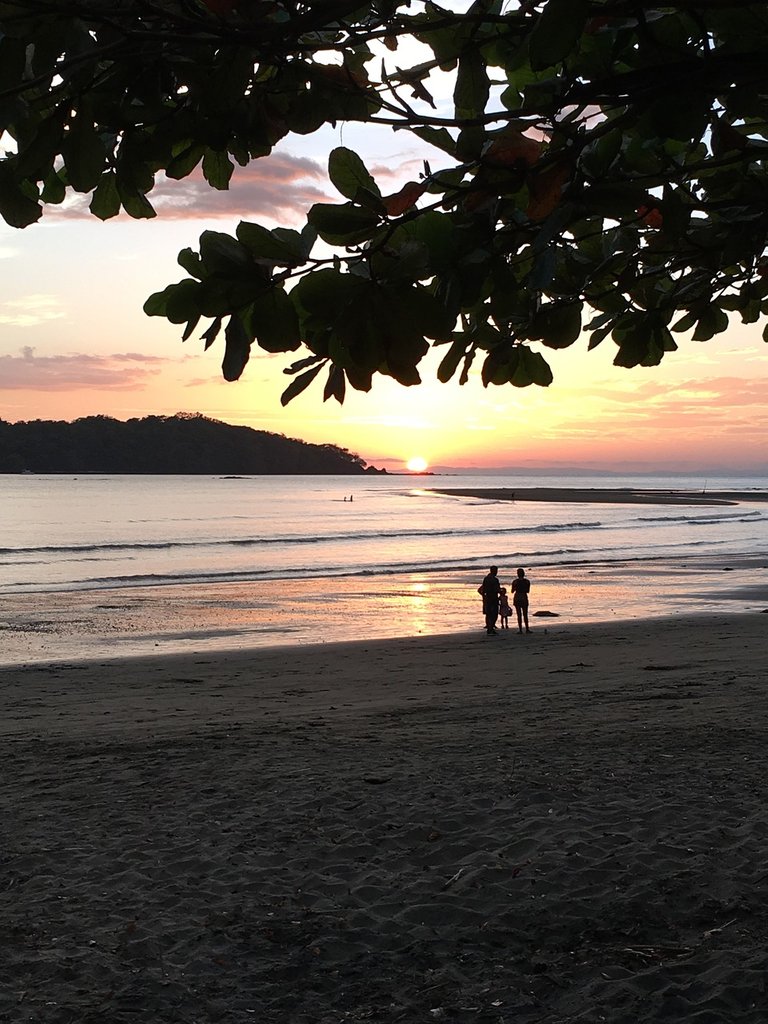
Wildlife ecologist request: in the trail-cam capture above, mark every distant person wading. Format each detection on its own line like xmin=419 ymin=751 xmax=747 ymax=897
xmin=478 ymin=565 xmax=501 ymax=635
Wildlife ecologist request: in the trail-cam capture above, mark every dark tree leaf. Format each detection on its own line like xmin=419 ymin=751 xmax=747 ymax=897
xmin=323 ymin=364 xmax=346 ymax=404
xmin=202 ymin=149 xmax=234 ymax=190
xmin=143 ymin=279 xmax=201 ymax=323
xmin=178 ymin=247 xmax=206 ymax=280
xmin=410 ymin=126 xmax=457 ymax=156
xmin=14 ymin=111 xmax=65 ymax=178
xmin=280 ymin=362 xmax=324 ymax=405
xmin=512 ymin=348 xmax=553 ymax=387
xmin=528 ymin=303 xmax=582 ymax=349
xmin=89 ymin=172 xmax=121 ymax=221
xmin=529 ymin=0 xmax=589 ymax=70
xmin=201 ymin=317 xmax=223 ymax=350
xmin=40 ymin=169 xmax=65 ymax=205
xmin=222 ymin=314 xmax=251 ymax=381
xmin=307 ymin=202 xmax=381 ymax=245
xmin=237 ymin=221 xmax=309 ymax=265
xmin=692 ymin=306 xmax=729 ymax=341
xmin=0 ymin=36 xmax=27 ymax=92
xmin=328 ymin=146 xmax=382 ymax=203
xmin=247 ymin=287 xmax=301 ymax=353
xmin=0 ymin=165 xmax=41 ymax=228
xmin=116 ymin=183 xmax=156 ymax=220
xmin=437 ymin=337 xmax=467 ymax=383
xmin=166 ymin=143 xmax=206 ymax=180
xmin=182 ymin=315 xmax=201 ymax=341
xmin=61 ymin=118 xmax=106 ymax=193
xmin=454 ymin=49 xmax=489 ymax=119
xmin=199 ymin=231 xmax=253 ymax=274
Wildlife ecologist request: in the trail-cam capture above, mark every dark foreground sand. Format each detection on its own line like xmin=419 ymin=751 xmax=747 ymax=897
xmin=2 ymin=614 xmax=768 ymax=1023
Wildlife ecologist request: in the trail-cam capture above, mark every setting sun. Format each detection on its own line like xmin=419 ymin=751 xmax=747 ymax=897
xmin=406 ymin=456 xmax=429 ymax=473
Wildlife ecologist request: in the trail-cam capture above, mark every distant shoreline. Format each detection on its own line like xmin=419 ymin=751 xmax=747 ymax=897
xmin=430 ymin=486 xmax=768 ymax=507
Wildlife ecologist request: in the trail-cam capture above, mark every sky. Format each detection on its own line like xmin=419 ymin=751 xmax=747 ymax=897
xmin=2 ymin=56 xmax=768 ymax=475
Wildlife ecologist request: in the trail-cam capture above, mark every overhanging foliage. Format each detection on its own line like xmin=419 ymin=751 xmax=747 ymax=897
xmin=2 ymin=1 xmax=768 ymax=403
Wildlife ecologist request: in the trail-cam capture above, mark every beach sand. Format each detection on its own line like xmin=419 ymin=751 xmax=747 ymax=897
xmin=2 ymin=614 xmax=768 ymax=1022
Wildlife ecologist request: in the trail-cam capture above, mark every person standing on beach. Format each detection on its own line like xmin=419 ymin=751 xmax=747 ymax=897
xmin=478 ymin=565 xmax=501 ymax=635
xmin=511 ymin=567 xmax=531 ymax=634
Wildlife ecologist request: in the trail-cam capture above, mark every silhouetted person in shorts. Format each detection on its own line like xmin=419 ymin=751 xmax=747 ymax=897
xmin=478 ymin=565 xmax=501 ymax=635
xmin=511 ymin=567 xmax=531 ymax=633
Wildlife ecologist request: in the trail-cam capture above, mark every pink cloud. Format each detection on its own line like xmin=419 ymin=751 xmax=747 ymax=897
xmin=50 ymin=152 xmax=332 ymax=224
xmin=0 ymin=348 xmax=168 ymax=391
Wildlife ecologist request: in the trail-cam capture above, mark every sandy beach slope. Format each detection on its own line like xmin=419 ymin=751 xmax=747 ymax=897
xmin=2 ymin=614 xmax=768 ymax=1022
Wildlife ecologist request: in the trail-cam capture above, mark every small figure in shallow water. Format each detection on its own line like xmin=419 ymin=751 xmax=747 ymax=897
xmin=511 ymin=567 xmax=531 ymax=634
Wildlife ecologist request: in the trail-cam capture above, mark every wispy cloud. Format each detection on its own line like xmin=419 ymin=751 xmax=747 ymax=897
xmin=0 ymin=294 xmax=65 ymax=327
xmin=369 ymin=154 xmax=428 ymax=186
xmin=589 ymin=375 xmax=768 ymax=412
xmin=0 ymin=348 xmax=168 ymax=391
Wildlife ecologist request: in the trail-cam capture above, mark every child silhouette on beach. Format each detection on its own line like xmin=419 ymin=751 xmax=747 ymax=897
xmin=499 ymin=587 xmax=511 ymax=629
xmin=511 ymin=567 xmax=531 ymax=634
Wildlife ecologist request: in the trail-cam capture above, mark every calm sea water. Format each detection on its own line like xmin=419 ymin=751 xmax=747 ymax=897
xmin=1 ymin=473 xmax=767 ymax=662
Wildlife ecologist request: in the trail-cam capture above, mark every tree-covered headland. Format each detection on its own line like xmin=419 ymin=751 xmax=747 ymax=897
xmin=0 ymin=413 xmax=378 ymax=473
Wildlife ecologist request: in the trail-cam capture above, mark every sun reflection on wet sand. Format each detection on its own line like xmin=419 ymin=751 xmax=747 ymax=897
xmin=394 ymin=577 xmax=430 ymax=636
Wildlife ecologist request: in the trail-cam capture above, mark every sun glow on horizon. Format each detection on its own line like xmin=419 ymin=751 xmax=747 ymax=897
xmin=406 ymin=456 xmax=429 ymax=473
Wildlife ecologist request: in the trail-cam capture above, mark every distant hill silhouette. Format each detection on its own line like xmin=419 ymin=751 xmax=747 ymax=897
xmin=0 ymin=414 xmax=385 ymax=475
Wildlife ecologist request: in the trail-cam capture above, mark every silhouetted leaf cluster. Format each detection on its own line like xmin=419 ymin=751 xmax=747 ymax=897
xmin=2 ymin=2 xmax=768 ymax=401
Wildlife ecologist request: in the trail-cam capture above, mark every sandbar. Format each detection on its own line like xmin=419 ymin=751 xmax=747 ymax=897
xmin=430 ymin=486 xmax=768 ymax=506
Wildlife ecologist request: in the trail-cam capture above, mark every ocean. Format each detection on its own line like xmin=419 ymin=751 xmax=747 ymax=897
xmin=1 ymin=473 xmax=766 ymax=663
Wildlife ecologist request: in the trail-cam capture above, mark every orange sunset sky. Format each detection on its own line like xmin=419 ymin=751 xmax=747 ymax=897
xmin=1 ymin=120 xmax=767 ymax=475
